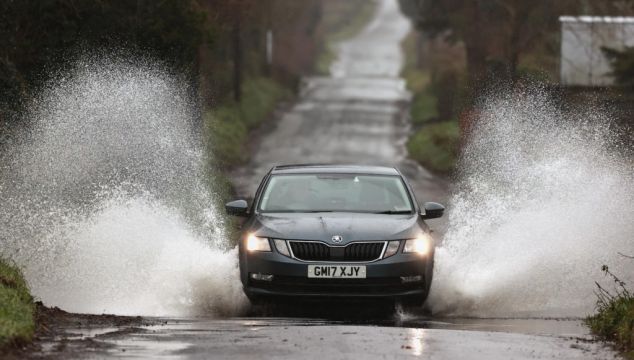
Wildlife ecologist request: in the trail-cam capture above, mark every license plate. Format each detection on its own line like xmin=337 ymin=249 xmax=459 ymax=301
xmin=307 ymin=265 xmax=366 ymax=278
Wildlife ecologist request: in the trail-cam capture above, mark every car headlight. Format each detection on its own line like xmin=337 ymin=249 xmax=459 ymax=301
xmin=383 ymin=240 xmax=400 ymax=258
xmin=403 ymin=234 xmax=432 ymax=255
xmin=246 ymin=234 xmax=271 ymax=252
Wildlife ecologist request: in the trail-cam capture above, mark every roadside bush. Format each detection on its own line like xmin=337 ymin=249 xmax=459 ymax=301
xmin=411 ymin=90 xmax=438 ymax=126
xmin=205 ymin=77 xmax=289 ymax=168
xmin=431 ymin=69 xmax=458 ymax=121
xmin=603 ymin=46 xmax=634 ymax=88
xmin=0 ymin=259 xmax=35 ymax=349
xmin=239 ymin=78 xmax=289 ymax=128
xmin=207 ymin=108 xmax=248 ymax=167
xmin=407 ymin=121 xmax=459 ymax=174
xmin=401 ymin=31 xmax=465 ymax=173
xmin=586 ymin=264 xmax=634 ymax=359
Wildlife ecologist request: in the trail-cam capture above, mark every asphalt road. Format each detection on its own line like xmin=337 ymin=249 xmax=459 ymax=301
xmin=22 ymin=1 xmax=618 ymax=359
xmin=24 ymin=309 xmax=615 ymax=359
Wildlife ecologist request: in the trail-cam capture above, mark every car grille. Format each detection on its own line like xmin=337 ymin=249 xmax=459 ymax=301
xmin=289 ymin=241 xmax=385 ymax=262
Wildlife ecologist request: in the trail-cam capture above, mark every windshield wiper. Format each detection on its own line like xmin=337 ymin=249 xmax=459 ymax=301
xmin=373 ymin=210 xmax=413 ymax=214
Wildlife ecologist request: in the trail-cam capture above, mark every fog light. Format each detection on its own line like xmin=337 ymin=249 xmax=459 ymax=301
xmin=401 ymin=275 xmax=422 ymax=283
xmin=250 ymin=273 xmax=274 ymax=281
xmin=246 ymin=234 xmax=271 ymax=252
xmin=403 ymin=234 xmax=432 ymax=255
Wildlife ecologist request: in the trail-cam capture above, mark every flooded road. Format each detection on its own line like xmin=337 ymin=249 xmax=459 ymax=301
xmin=21 ymin=1 xmax=619 ymax=359
xmin=28 ymin=313 xmax=613 ymax=359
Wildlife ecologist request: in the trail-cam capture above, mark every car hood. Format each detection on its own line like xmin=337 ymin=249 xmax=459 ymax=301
xmin=252 ymin=212 xmax=422 ymax=244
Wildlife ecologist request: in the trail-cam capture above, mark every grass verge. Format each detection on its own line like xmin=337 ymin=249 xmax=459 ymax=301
xmin=205 ymin=77 xmax=290 ymax=169
xmin=407 ymin=121 xmax=460 ymax=174
xmin=315 ymin=0 xmax=377 ymax=75
xmin=585 ymin=265 xmax=634 ymax=359
xmin=0 ymin=259 xmax=35 ymax=350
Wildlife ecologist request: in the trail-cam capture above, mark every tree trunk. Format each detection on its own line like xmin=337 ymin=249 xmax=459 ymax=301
xmin=507 ymin=4 xmax=530 ymax=84
xmin=232 ymin=12 xmax=242 ymax=102
xmin=462 ymin=0 xmax=488 ymax=100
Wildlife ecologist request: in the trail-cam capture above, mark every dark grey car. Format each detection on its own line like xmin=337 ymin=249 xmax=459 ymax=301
xmin=225 ymin=164 xmax=444 ymax=306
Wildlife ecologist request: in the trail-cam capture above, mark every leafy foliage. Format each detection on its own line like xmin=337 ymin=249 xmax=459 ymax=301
xmin=407 ymin=121 xmax=460 ymax=174
xmin=411 ymin=91 xmax=439 ymax=126
xmin=603 ymin=46 xmax=634 ymax=88
xmin=586 ymin=264 xmax=634 ymax=359
xmin=205 ymin=77 xmax=290 ymax=168
xmin=399 ymin=0 xmax=580 ymax=87
xmin=0 ymin=259 xmax=35 ymax=349
xmin=0 ymin=0 xmax=209 ymax=118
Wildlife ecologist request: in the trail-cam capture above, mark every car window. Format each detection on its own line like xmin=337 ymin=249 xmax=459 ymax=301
xmin=259 ymin=174 xmax=414 ymax=213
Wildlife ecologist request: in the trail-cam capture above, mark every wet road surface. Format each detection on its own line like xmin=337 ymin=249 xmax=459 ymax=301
xmin=24 ymin=1 xmax=617 ymax=359
xmin=29 ymin=314 xmax=614 ymax=359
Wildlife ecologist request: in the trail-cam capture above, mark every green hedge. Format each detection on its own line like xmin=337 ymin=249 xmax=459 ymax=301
xmin=0 ymin=260 xmax=35 ymax=349
xmin=205 ymin=77 xmax=290 ymax=168
xmin=410 ymin=90 xmax=439 ymax=126
xmin=407 ymin=121 xmax=460 ymax=174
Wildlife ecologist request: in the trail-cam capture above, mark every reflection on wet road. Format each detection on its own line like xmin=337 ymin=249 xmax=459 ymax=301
xmin=46 ymin=316 xmax=612 ymax=359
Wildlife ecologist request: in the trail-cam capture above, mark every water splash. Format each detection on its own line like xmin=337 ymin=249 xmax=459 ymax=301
xmin=429 ymin=89 xmax=634 ymax=317
xmin=0 ymin=55 xmax=247 ymax=316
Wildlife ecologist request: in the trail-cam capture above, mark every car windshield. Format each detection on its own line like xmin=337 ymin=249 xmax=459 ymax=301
xmin=258 ymin=173 xmax=414 ymax=214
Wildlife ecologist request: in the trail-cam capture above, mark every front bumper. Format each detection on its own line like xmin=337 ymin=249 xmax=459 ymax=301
xmin=241 ymin=250 xmax=431 ymax=300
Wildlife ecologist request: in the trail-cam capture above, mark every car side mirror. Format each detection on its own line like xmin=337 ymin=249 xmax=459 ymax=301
xmin=421 ymin=202 xmax=444 ymax=219
xmin=225 ymin=199 xmax=249 ymax=217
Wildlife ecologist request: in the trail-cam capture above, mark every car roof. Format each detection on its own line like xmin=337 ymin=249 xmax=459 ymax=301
xmin=270 ymin=164 xmax=400 ymax=176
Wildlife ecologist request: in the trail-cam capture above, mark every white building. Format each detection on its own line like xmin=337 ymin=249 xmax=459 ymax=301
xmin=560 ymin=16 xmax=634 ymax=86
